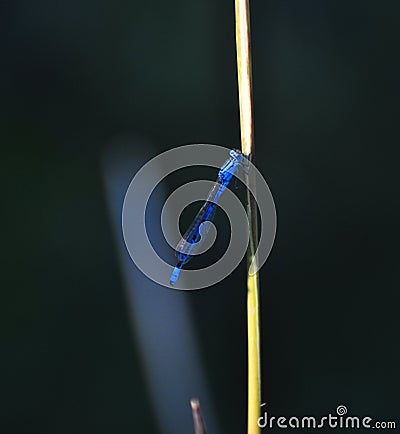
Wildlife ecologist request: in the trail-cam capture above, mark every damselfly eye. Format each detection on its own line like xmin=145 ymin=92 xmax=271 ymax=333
xmin=229 ymin=149 xmax=242 ymax=159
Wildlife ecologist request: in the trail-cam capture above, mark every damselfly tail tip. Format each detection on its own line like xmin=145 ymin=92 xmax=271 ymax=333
xmin=170 ymin=266 xmax=181 ymax=286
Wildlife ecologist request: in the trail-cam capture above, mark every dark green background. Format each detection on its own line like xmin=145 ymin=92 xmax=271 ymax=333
xmin=2 ymin=1 xmax=399 ymax=433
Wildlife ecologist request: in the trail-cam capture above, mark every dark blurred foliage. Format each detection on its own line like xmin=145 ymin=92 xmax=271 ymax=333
xmin=1 ymin=1 xmax=400 ymax=433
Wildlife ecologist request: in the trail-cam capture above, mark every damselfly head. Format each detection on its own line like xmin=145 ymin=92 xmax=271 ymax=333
xmin=229 ymin=149 xmax=244 ymax=161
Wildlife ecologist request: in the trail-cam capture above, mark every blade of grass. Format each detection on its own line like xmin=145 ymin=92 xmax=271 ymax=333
xmin=234 ymin=1 xmax=261 ymax=434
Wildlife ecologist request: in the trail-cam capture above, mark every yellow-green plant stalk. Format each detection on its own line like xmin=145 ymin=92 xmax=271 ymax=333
xmin=234 ymin=1 xmax=261 ymax=433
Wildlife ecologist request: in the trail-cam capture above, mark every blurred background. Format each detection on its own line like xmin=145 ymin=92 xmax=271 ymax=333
xmin=2 ymin=1 xmax=400 ymax=433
